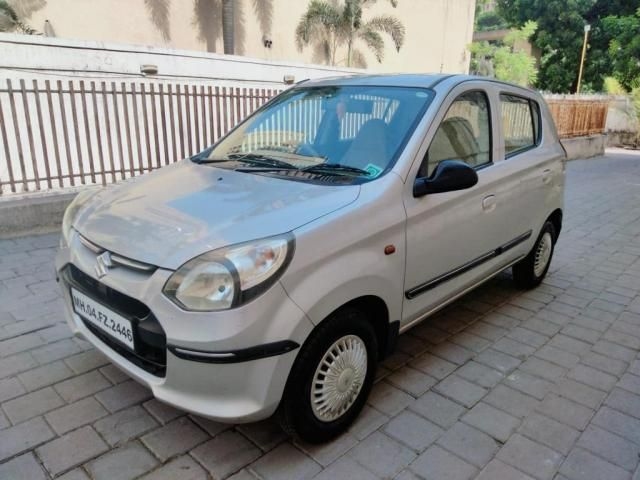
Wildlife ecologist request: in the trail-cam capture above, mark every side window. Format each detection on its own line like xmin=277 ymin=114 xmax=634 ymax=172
xmin=500 ymin=94 xmax=540 ymax=156
xmin=419 ymin=91 xmax=491 ymax=178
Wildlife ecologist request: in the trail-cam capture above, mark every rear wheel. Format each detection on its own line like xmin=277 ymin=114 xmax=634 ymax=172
xmin=512 ymin=221 xmax=556 ymax=289
xmin=278 ymin=307 xmax=377 ymax=443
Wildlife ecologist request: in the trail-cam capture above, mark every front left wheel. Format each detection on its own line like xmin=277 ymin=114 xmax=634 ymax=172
xmin=278 ymin=307 xmax=378 ymax=443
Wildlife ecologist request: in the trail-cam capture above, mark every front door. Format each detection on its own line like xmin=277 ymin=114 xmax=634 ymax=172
xmin=401 ymin=86 xmax=524 ymax=326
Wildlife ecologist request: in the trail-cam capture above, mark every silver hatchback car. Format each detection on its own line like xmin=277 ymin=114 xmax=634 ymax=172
xmin=56 ymin=74 xmax=565 ymax=442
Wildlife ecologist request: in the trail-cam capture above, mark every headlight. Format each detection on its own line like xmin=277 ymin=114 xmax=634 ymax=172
xmin=60 ymin=188 xmax=99 ymax=247
xmin=163 ymin=233 xmax=295 ymax=311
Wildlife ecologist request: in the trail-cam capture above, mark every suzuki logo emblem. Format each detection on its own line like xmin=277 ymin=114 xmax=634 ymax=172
xmin=95 ymin=251 xmax=113 ymax=279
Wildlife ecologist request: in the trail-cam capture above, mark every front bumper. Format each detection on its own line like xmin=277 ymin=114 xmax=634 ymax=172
xmin=55 ymin=232 xmax=314 ymax=423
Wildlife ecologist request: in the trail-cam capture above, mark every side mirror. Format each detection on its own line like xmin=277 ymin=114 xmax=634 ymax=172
xmin=413 ymin=160 xmax=478 ymax=197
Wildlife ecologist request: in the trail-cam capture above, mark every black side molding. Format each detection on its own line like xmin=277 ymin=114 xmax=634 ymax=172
xmin=406 ymin=230 xmax=532 ymax=300
xmin=168 ymin=340 xmax=300 ymax=364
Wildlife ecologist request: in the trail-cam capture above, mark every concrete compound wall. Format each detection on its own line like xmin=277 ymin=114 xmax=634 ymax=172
xmin=561 ymin=135 xmax=607 ymax=161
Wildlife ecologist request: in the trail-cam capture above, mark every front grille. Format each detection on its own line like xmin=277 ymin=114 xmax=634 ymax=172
xmin=63 ymin=265 xmax=167 ymax=377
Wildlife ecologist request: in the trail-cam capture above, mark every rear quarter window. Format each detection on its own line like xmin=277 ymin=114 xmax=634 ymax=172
xmin=500 ymin=94 xmax=541 ymax=157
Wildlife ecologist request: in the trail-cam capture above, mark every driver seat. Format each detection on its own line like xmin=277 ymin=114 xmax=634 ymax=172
xmin=341 ymin=119 xmax=388 ymax=170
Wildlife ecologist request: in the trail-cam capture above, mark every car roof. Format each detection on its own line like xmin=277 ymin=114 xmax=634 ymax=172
xmin=297 ymin=73 xmax=533 ymax=94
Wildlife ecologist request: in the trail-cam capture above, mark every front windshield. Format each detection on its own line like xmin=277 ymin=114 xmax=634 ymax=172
xmin=196 ymin=85 xmax=433 ymax=184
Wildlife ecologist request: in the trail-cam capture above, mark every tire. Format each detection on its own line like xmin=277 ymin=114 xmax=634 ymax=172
xmin=512 ymin=221 xmax=557 ymax=289
xmin=278 ymin=307 xmax=378 ymax=443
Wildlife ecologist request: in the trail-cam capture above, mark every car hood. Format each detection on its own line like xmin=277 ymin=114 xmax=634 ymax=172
xmin=74 ymin=160 xmax=360 ymax=269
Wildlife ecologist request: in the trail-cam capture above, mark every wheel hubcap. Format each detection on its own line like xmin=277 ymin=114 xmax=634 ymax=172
xmin=533 ymin=232 xmax=553 ymax=277
xmin=311 ymin=335 xmax=368 ymax=422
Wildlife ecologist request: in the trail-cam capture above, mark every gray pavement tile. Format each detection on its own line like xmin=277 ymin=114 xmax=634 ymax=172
xmin=518 ymin=412 xmax=580 ymax=455
xmin=142 ymin=398 xmax=185 ymax=425
xmin=476 ymin=459 xmax=536 ymax=480
xmin=191 ymin=430 xmax=262 ymax=478
xmin=0 ymin=376 xmax=26 ymax=403
xmin=475 ymin=349 xmax=522 ymax=374
xmin=2 ymin=386 xmax=65 ymax=424
xmin=462 ymin=402 xmax=520 ymax=443
xmin=618 ymin=373 xmax=640 ymax=395
xmin=410 ymin=391 xmax=466 ymax=429
xmin=139 ymin=455 xmax=208 ymax=480
xmin=141 ymin=417 xmax=208 ymax=461
xmin=312 ymin=456 xmax=379 ymax=480
xmin=410 ymin=444 xmax=478 ymax=480
xmin=347 ymin=431 xmax=416 ymax=478
xmin=456 ymin=361 xmax=504 ymax=388
xmin=428 ymin=341 xmax=474 ymax=365
xmin=578 ymin=425 xmax=640 ymax=472
xmin=0 ymin=452 xmax=47 ymax=480
xmin=383 ymin=410 xmax=444 ymax=452
xmin=54 ymin=370 xmax=112 ymax=403
xmin=437 ymin=422 xmax=499 ymax=468
xmin=348 ymin=405 xmax=389 ymax=440
xmin=64 ymin=349 xmax=109 ymax=374
xmin=605 ymin=387 xmax=640 ymax=419
xmin=251 ymin=443 xmax=322 ymax=480
xmin=0 ymin=416 xmax=54 ymax=461
xmin=94 ymin=405 xmax=159 ymax=447
xmin=553 ymin=378 xmax=607 ymax=409
xmin=484 ymin=385 xmax=539 ymax=419
xmin=86 ymin=441 xmax=158 ymax=480
xmin=581 ymin=351 xmax=628 ymax=376
xmin=45 ymin=396 xmax=108 ymax=434
xmin=568 ymin=364 xmax=618 ymax=392
xmin=593 ymin=406 xmax=640 ymax=445
xmin=95 ymin=379 xmax=152 ymax=412
xmin=368 ymin=381 xmax=415 ymax=416
xmin=236 ymin=419 xmax=286 ymax=452
xmin=497 ymin=434 xmax=563 ymax=480
xmin=36 ymin=426 xmax=108 ymax=477
xmin=17 ymin=360 xmax=74 ymax=391
xmin=296 ymin=431 xmax=358 ymax=467
xmin=559 ymin=448 xmax=630 ymax=480
xmin=410 ymin=353 xmax=457 ymax=380
xmin=505 ymin=370 xmax=553 ymax=400
xmin=388 ymin=366 xmax=438 ymax=396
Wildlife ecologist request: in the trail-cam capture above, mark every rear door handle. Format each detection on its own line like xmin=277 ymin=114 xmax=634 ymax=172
xmin=482 ymin=194 xmax=496 ymax=212
xmin=542 ymin=169 xmax=552 ymax=184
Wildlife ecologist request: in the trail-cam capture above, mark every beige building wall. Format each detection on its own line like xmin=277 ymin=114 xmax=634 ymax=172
xmin=15 ymin=0 xmax=476 ymax=74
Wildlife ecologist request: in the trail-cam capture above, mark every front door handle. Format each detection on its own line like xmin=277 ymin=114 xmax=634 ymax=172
xmin=482 ymin=194 xmax=496 ymax=212
xmin=542 ymin=169 xmax=552 ymax=184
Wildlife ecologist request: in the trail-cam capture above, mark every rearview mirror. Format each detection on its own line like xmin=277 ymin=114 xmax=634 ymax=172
xmin=413 ymin=160 xmax=478 ymax=197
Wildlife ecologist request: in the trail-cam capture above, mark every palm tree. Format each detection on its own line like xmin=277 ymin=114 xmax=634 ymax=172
xmin=295 ymin=0 xmax=405 ymax=68
xmin=0 ymin=0 xmax=37 ymax=34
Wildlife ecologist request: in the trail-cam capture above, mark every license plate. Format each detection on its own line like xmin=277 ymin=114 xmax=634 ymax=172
xmin=71 ymin=288 xmax=135 ymax=350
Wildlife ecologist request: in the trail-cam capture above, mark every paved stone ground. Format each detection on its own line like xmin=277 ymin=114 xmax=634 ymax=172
xmin=2 ymin=149 xmax=640 ymax=480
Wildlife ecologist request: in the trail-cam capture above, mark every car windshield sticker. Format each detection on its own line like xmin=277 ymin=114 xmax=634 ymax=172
xmin=364 ymin=163 xmax=383 ymax=178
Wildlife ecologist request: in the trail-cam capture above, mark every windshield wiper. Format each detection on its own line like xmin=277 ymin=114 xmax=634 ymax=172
xmin=300 ymin=163 xmax=371 ymax=176
xmin=197 ymin=153 xmax=297 ymax=170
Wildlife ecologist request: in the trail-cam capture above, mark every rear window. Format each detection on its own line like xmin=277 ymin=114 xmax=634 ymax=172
xmin=500 ymin=94 xmax=540 ymax=156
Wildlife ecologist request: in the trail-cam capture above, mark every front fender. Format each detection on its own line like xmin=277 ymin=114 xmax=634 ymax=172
xmin=280 ymin=174 xmax=407 ymax=327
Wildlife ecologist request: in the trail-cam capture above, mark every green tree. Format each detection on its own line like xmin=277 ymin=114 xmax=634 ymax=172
xmin=0 ymin=0 xmax=37 ymax=34
xmin=496 ymin=0 xmax=640 ymax=93
xmin=295 ymin=0 xmax=405 ymax=67
xmin=496 ymin=0 xmax=590 ymax=93
xmin=602 ymin=9 xmax=640 ymax=90
xmin=470 ymin=21 xmax=538 ymax=86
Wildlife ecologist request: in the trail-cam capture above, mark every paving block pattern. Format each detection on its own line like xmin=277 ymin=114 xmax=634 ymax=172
xmin=2 ymin=151 xmax=640 ymax=478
